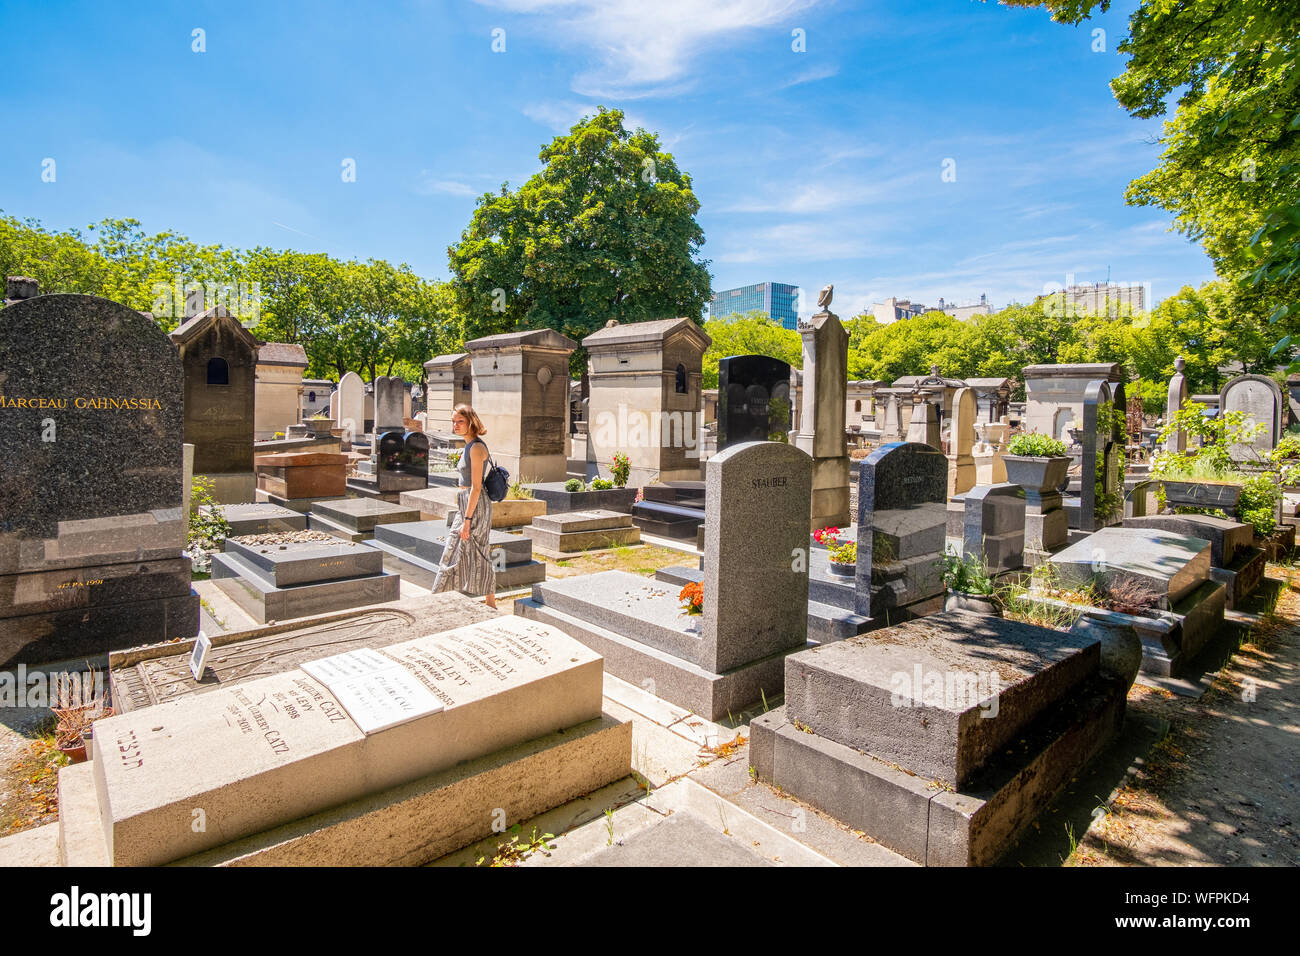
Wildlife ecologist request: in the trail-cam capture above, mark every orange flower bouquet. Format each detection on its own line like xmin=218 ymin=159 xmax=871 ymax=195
xmin=679 ymin=582 xmax=703 ymax=615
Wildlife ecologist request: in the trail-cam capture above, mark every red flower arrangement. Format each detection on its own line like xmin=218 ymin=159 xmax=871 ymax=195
xmin=813 ymin=526 xmax=840 ymax=546
xmin=679 ymin=582 xmax=703 ymax=615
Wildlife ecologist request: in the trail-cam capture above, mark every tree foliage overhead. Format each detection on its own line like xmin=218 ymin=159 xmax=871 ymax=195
xmin=1002 ymin=0 xmax=1300 ymax=361
xmin=447 ymin=107 xmax=712 ymax=345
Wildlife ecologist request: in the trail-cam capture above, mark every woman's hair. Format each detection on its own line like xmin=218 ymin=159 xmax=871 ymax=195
xmin=453 ymin=403 xmax=486 ymax=439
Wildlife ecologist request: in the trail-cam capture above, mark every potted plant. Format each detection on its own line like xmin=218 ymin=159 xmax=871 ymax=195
xmin=611 ymin=452 xmax=631 ymax=489
xmin=1002 ymin=432 xmax=1070 ymax=494
xmin=52 ymin=670 xmax=111 ymax=764
xmin=827 ymin=540 xmax=857 ymax=576
xmin=679 ymin=581 xmax=703 ymax=615
xmin=940 ymin=551 xmax=998 ymax=615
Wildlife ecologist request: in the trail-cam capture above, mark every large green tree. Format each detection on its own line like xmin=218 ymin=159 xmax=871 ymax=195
xmin=447 ymin=108 xmax=712 ymax=348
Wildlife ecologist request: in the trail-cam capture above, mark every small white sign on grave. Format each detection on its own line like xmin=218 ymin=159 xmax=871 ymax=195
xmin=189 ymin=632 xmax=212 ymax=682
xmin=300 ymin=648 xmax=395 ymax=683
xmin=302 ymin=647 xmax=444 ymax=734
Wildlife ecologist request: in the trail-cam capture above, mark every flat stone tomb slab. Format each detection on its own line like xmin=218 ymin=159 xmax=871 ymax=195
xmin=529 ymin=510 xmax=634 ymax=534
xmin=784 ymin=612 xmax=1100 ymax=789
xmin=530 ymin=570 xmax=704 ymax=665
xmin=108 ymin=597 xmax=501 ymax=712
xmin=224 ymin=538 xmax=383 ymax=587
xmin=211 ymin=551 xmax=399 ymax=624
xmin=312 ymin=497 xmax=420 ymax=532
xmin=1122 ymin=514 xmax=1251 ymax=568
xmin=372 ymin=521 xmax=532 ymax=566
xmin=90 ymin=616 xmax=604 ymax=866
xmin=1050 ymin=526 xmax=1211 ymax=607
xmin=215 ymin=503 xmax=307 ymax=536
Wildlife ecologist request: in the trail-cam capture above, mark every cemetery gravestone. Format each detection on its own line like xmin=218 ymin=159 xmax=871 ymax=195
xmin=946 ymin=386 xmax=976 ymax=497
xmin=793 ymin=308 xmax=851 ymax=529
xmin=1165 ymin=356 xmax=1189 ymax=454
xmin=1220 ymin=373 xmax=1282 ymax=461
xmin=519 ymin=440 xmax=812 ymax=719
xmin=1078 ymin=379 xmax=1126 ymax=534
xmin=79 ymin=616 xmax=615 ymax=866
xmin=0 ymin=286 xmax=199 ymax=664
xmin=702 ymin=441 xmax=812 ymax=673
xmin=374 ymin=375 xmax=406 ymax=434
xmin=963 ymin=483 xmax=1026 ymax=574
xmin=855 ymin=442 xmax=948 ymax=619
xmin=335 ymin=371 xmax=365 ymax=444
xmin=717 ymin=355 xmax=792 ymax=449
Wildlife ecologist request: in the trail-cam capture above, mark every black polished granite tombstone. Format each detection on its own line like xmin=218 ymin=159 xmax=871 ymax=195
xmin=652 ymin=448 xmax=947 ymax=643
xmin=211 ymin=537 xmax=399 ymax=623
xmin=855 ymin=441 xmax=948 ymax=620
xmin=717 ymin=355 xmax=792 ymax=450
xmin=0 ymin=285 xmax=198 ymax=665
xmin=351 ymin=430 xmax=429 ymax=498
xmin=631 ymin=482 xmax=707 ymax=540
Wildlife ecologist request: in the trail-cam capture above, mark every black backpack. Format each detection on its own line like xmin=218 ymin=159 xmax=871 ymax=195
xmin=475 ymin=440 xmax=510 ymax=502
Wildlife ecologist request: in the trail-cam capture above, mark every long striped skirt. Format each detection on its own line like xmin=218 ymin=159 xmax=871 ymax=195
xmin=431 ymin=488 xmax=496 ymax=597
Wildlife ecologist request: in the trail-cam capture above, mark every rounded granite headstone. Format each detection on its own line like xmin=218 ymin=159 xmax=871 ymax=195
xmin=0 ymin=294 xmax=184 ymax=572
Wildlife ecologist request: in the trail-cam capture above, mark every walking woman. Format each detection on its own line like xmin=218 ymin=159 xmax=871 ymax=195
xmin=432 ymin=404 xmax=497 ymax=608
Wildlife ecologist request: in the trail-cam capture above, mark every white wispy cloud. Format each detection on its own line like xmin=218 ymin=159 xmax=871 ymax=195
xmin=416 ymin=176 xmax=478 ymax=197
xmin=777 ymin=63 xmax=839 ymax=89
xmin=477 ymin=0 xmax=823 ymax=98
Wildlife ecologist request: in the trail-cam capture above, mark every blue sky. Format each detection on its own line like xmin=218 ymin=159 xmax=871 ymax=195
xmin=0 ymin=0 xmax=1215 ymax=319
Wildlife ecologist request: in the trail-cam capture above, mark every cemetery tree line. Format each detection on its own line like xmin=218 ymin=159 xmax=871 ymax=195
xmin=0 ymin=213 xmax=459 ymax=383
xmin=704 ymin=285 xmax=1273 ymax=410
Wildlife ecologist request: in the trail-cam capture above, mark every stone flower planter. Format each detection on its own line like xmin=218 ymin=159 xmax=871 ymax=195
xmin=828 ymin=559 xmax=855 ymax=577
xmin=1002 ymin=455 xmax=1071 ymax=494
